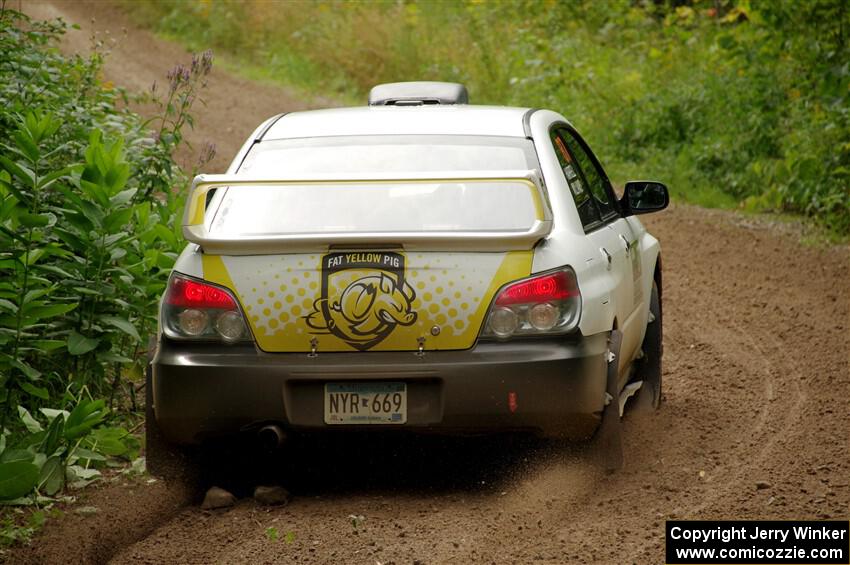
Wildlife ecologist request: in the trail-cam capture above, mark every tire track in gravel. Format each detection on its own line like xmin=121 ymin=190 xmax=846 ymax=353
xmin=10 ymin=2 xmax=850 ymax=564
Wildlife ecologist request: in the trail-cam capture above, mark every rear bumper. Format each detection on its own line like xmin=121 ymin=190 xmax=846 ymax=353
xmin=151 ymin=333 xmax=608 ymax=444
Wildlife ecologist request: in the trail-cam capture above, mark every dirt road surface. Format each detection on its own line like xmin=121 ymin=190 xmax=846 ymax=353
xmin=10 ymin=2 xmax=850 ymax=564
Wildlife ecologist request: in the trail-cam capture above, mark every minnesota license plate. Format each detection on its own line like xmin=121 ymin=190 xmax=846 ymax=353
xmin=324 ymin=382 xmax=407 ymax=425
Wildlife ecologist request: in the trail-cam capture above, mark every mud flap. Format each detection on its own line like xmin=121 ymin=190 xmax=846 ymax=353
xmin=145 ymin=364 xmax=199 ymax=483
xmin=596 ymin=329 xmax=624 ymax=472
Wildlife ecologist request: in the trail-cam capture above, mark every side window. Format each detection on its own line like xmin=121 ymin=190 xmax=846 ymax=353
xmin=551 ymin=130 xmax=601 ymax=228
xmin=559 ymin=129 xmax=618 ymax=221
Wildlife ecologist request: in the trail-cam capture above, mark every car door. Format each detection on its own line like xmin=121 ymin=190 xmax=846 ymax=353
xmin=550 ymin=127 xmax=641 ymax=384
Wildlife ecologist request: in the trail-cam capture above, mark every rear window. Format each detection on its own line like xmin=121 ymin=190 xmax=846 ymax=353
xmin=209 ymin=180 xmax=541 ymax=236
xmin=238 ymin=135 xmax=538 ymax=175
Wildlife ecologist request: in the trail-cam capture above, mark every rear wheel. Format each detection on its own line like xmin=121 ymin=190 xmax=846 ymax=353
xmin=633 ymin=281 xmax=662 ymax=411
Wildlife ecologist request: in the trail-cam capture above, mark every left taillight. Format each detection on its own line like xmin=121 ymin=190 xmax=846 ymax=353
xmin=161 ymin=273 xmax=249 ymax=343
xmin=481 ymin=267 xmax=581 ymax=340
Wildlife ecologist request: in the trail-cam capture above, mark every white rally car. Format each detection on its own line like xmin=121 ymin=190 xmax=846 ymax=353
xmin=146 ymin=82 xmax=668 ymax=471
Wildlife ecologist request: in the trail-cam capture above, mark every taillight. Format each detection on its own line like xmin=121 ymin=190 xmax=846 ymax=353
xmin=166 ymin=277 xmax=236 ymax=309
xmin=161 ymin=274 xmax=249 ymax=343
xmin=482 ymin=267 xmax=581 ymax=340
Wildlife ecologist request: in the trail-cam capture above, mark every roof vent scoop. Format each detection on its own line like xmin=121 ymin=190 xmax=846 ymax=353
xmin=368 ymin=81 xmax=469 ymax=106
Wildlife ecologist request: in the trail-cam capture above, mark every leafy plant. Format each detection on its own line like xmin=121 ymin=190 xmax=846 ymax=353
xmin=0 ymin=509 xmax=46 ymax=547
xmin=0 ymin=396 xmax=134 ymax=503
xmin=263 ymin=527 xmax=296 ymax=544
xmin=348 ymin=514 xmax=365 ymax=530
xmin=138 ymin=49 xmax=215 ymax=199
xmin=0 ymin=111 xmax=172 ymax=419
xmin=0 ymin=5 xmax=211 ymax=512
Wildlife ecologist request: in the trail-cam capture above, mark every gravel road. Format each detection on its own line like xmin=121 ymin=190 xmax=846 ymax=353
xmin=11 ymin=2 xmax=850 ymax=564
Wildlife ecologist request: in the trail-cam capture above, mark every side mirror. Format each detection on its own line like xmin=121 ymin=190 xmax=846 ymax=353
xmin=620 ymin=181 xmax=669 ymax=216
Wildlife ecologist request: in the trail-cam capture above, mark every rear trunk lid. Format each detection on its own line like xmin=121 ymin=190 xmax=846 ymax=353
xmin=201 ymin=250 xmax=532 ymax=352
xmin=186 ymin=172 xmax=550 ymax=352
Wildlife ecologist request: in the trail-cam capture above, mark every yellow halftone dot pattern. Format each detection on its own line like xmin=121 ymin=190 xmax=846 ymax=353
xmin=218 ymin=255 xmax=322 ymax=337
xmin=401 ymin=253 xmax=502 ymax=338
xmin=217 ymin=252 xmax=529 ymax=351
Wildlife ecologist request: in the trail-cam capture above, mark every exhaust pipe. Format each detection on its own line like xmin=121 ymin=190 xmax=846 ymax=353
xmin=258 ymin=425 xmax=286 ymax=450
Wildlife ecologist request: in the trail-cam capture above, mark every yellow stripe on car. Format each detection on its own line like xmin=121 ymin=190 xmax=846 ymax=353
xmin=201 ymin=250 xmax=533 ymax=352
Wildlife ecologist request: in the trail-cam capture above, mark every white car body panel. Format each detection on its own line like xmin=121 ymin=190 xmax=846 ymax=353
xmin=525 ymin=110 xmax=659 ymax=377
xmin=262 ymin=106 xmax=530 ymax=140
xmin=170 ymin=104 xmax=660 ymax=372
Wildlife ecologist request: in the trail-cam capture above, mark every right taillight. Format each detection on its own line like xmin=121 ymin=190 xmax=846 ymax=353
xmin=481 ymin=267 xmax=581 ymax=340
xmin=161 ymin=273 xmax=250 ymax=343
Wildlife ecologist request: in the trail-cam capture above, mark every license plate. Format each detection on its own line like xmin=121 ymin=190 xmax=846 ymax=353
xmin=324 ymin=382 xmax=407 ymax=425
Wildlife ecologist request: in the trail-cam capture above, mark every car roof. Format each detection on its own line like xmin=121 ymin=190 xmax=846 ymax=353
xmin=261 ymin=105 xmax=532 ymax=140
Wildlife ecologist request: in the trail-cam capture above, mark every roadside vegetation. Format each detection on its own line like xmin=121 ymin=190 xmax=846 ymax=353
xmin=131 ymin=0 xmax=850 ymax=236
xmin=0 ymin=7 xmax=211 ymax=544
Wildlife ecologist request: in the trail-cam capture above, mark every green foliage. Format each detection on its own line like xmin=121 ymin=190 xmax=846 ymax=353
xmin=0 ymin=508 xmax=47 ymax=547
xmin=263 ymin=527 xmax=295 ymax=544
xmin=0 ymin=108 xmax=176 ymax=417
xmin=0 ymin=396 xmax=136 ymax=506
xmin=0 ymin=7 xmax=210 ymax=510
xmin=131 ymin=0 xmax=850 ymax=234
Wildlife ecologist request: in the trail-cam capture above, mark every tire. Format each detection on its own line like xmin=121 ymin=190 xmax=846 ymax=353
xmin=145 ymin=364 xmax=200 ymax=483
xmin=633 ymin=281 xmax=662 ymax=411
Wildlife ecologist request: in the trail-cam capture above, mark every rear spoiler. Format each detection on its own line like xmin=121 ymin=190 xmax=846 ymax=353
xmin=182 ymin=170 xmax=552 ymax=254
